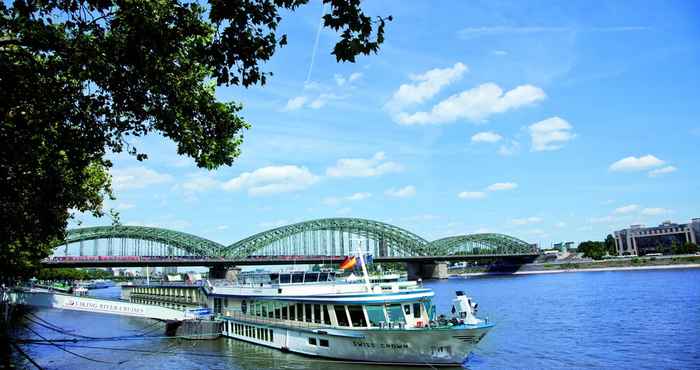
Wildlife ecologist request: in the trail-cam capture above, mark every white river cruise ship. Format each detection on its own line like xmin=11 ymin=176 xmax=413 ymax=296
xmin=197 ymin=268 xmax=493 ymax=366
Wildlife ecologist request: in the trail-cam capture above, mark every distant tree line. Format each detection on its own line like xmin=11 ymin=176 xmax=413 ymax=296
xmin=35 ymin=268 xmax=113 ymax=282
xmin=577 ymin=234 xmax=698 ymax=260
xmin=576 ymin=235 xmax=617 ymax=260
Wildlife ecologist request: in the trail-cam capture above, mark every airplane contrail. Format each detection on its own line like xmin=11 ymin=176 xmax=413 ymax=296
xmin=305 ymin=1 xmax=327 ymax=85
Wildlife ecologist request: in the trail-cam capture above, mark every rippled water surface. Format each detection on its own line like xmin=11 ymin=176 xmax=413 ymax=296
xmin=14 ymin=269 xmax=700 ymax=369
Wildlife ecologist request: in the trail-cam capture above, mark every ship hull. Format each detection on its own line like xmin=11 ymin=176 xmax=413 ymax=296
xmin=222 ymin=318 xmax=492 ymax=366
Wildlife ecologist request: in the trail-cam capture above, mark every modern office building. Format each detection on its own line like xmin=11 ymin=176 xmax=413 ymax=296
xmin=614 ymin=218 xmax=700 ymax=256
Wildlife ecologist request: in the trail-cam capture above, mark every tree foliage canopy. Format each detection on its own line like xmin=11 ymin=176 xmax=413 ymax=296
xmin=0 ymin=0 xmax=389 ymax=280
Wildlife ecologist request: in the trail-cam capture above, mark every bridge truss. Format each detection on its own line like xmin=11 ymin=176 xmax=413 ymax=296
xmin=223 ymin=218 xmax=429 ymax=258
xmin=56 ymin=226 xmax=224 ymax=257
xmin=56 ymin=219 xmax=536 ymax=259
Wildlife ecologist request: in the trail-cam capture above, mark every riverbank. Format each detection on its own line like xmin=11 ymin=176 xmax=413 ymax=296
xmin=455 ymin=263 xmax=700 ymax=277
xmin=451 ymin=255 xmax=700 ymax=277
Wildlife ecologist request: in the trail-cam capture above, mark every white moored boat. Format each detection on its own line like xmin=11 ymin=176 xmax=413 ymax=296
xmin=211 ymin=268 xmax=493 ymax=366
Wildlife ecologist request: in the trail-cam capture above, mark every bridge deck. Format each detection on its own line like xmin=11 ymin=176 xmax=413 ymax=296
xmin=42 ymin=253 xmax=539 ymax=268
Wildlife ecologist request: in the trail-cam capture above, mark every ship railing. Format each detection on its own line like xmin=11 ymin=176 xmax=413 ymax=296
xmin=221 ymin=311 xmax=334 ymax=330
xmin=219 ymin=311 xmax=434 ymax=331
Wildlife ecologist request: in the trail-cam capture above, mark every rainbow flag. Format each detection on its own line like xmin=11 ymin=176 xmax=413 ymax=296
xmin=339 ymin=256 xmax=357 ymax=270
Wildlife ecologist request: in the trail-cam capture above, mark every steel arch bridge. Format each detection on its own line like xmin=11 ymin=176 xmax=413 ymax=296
xmin=222 ymin=218 xmax=429 ymax=258
xmin=57 ymin=226 xmax=224 ymax=257
xmin=425 ymin=234 xmax=536 ymax=256
xmin=54 ymin=218 xmax=536 ymax=259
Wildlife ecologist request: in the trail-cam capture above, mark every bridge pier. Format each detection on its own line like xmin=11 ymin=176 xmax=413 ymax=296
xmin=209 ymin=265 xmax=239 ymax=280
xmin=406 ymin=261 xmax=449 ymax=280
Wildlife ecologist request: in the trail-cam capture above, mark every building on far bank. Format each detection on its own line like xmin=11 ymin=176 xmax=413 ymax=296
xmin=552 ymin=242 xmax=575 ymax=252
xmin=614 ymin=218 xmax=700 ymax=256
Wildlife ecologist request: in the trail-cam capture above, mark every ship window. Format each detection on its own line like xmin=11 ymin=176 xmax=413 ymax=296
xmin=334 ymin=305 xmax=350 ymax=327
xmin=347 ymin=305 xmax=367 ymax=328
xmin=289 ymin=304 xmax=295 ymax=321
xmin=264 ymin=328 xmax=268 ymax=341
xmin=305 ymin=304 xmax=313 ymax=322
xmin=255 ymin=302 xmax=261 ymax=317
xmin=366 ymin=305 xmax=386 ymax=327
xmin=296 ymin=303 xmax=304 ymax=321
xmin=413 ymin=303 xmax=422 ymax=319
xmin=269 ymin=273 xmax=279 ymax=285
xmin=322 ymin=305 xmax=331 ymax=325
xmin=304 ymin=272 xmax=319 ymax=283
xmin=313 ymin=304 xmax=321 ymax=323
xmin=269 ymin=329 xmax=274 ymax=342
xmin=262 ymin=304 xmax=268 ymax=317
xmin=282 ymin=306 xmax=288 ymax=320
xmin=280 ymin=274 xmax=290 ymax=284
xmin=274 ymin=303 xmax=281 ymax=319
xmin=319 ymin=272 xmax=329 ymax=281
xmin=319 ymin=339 xmax=329 ymax=347
xmin=387 ymin=304 xmax=406 ymax=323
xmin=292 ymin=273 xmax=304 ymax=283
xmin=403 ymin=304 xmax=411 ymax=315
xmin=308 ymin=337 xmax=317 ymax=346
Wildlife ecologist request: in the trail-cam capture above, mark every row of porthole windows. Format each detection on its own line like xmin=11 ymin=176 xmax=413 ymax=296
xmin=130 ymin=298 xmax=188 ymax=310
xmin=227 ymin=321 xmax=274 ymax=343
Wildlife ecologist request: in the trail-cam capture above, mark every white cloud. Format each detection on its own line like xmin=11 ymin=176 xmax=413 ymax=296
xmin=348 ymin=72 xmax=362 ymax=83
xmin=492 ymin=50 xmax=508 ymax=56
xmin=588 ymin=215 xmax=616 ymax=224
xmin=498 ymin=140 xmax=521 ymax=156
xmin=385 ymin=62 xmax=468 ymax=111
xmin=471 ymin=131 xmax=503 ymax=143
xmin=259 ymin=220 xmax=289 ymax=229
xmin=324 ymin=192 xmax=372 ymax=206
xmin=181 ymin=174 xmax=220 ymax=193
xmin=529 ymin=116 xmax=576 ymax=151
xmin=115 ymin=202 xmax=135 ymax=210
xmin=641 ymin=208 xmax=671 ymax=216
xmin=326 ymin=152 xmax=403 ymax=178
xmin=221 ymin=165 xmax=319 ymax=196
xmin=487 ymin=182 xmax=518 ymax=191
xmin=334 ymin=74 xmax=346 ymax=86
xmin=458 ymin=26 xmax=650 ymax=38
xmin=458 ymin=191 xmax=486 ymax=200
xmin=283 ymin=96 xmax=307 ymax=111
xmin=111 ymin=166 xmax=173 ymax=191
xmin=512 ymin=216 xmax=543 ymax=225
xmin=125 ymin=219 xmax=191 ymax=231
xmin=347 ymin=192 xmax=371 ymax=201
xmin=309 ymin=93 xmax=339 ymax=109
xmin=385 ymin=185 xmax=416 ymax=198
xmin=648 ymin=166 xmax=677 ymax=177
xmin=609 ymin=155 xmax=665 ymax=172
xmin=334 ymin=72 xmax=362 ymax=86
xmin=394 ymin=83 xmax=546 ymax=125
xmin=614 ymin=204 xmax=639 ymax=214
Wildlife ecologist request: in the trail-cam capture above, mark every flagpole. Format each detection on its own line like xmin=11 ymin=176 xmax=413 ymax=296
xmin=354 ymin=240 xmax=372 ymax=292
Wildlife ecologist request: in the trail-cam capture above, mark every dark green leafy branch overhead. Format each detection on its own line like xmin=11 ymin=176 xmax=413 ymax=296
xmin=0 ymin=0 xmax=390 ymax=279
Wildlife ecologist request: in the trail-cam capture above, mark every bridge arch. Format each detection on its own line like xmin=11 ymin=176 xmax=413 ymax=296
xmin=426 ymin=233 xmax=536 ymax=256
xmin=57 ymin=226 xmax=224 ymax=257
xmin=222 ymin=218 xmax=429 ymax=258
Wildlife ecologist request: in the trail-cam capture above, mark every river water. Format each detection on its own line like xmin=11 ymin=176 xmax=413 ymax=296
xmin=13 ymin=269 xmax=700 ymax=369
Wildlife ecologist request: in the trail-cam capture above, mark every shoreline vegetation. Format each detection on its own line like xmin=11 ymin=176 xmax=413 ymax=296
xmin=451 ymin=256 xmax=700 ymax=277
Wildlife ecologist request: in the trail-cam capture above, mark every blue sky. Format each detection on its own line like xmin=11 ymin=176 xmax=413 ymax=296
xmin=73 ymin=0 xmax=700 ymax=248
